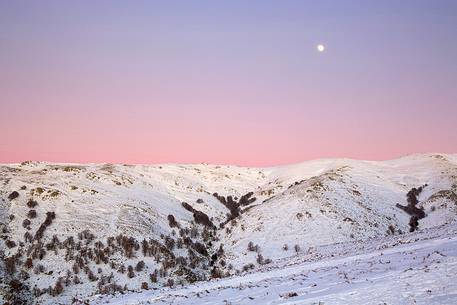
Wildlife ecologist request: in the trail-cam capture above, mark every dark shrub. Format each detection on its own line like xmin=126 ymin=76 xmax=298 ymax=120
xmin=166 ymin=278 xmax=174 ymax=287
xmin=44 ymin=211 xmax=56 ymax=226
xmin=192 ymin=242 xmax=208 ymax=256
xmin=8 ymin=191 xmax=19 ymax=200
xmin=118 ymin=264 xmax=125 ymax=274
xmin=5 ymin=256 xmax=17 ymax=274
xmin=127 ymin=265 xmax=135 ymax=278
xmin=27 ymin=200 xmax=38 ymax=208
xmin=150 ymin=270 xmax=158 ymax=283
xmin=257 ymin=254 xmax=264 ymax=264
xmin=287 ymin=292 xmax=298 ymax=297
xmin=181 ymin=201 xmax=195 ymax=212
xmin=135 ymin=260 xmax=145 ymax=272
xmin=396 ymin=185 xmax=427 ymax=232
xmin=34 ymin=224 xmax=47 ymax=240
xmin=409 ymin=216 xmax=419 ymax=232
xmin=193 ymin=210 xmax=215 ymax=228
xmin=247 ymin=241 xmax=258 ymax=252
xmin=6 ymin=240 xmax=17 ymax=248
xmin=24 ymin=231 xmax=33 ymax=242
xmin=213 ymin=191 xmax=256 ymax=223
xmin=167 ymin=214 xmax=179 ymax=228
xmin=53 ymin=280 xmax=64 ymax=296
xmin=238 ymin=192 xmax=256 ymax=206
xmin=387 ymin=225 xmax=395 ymax=235
xmin=217 ymin=244 xmax=224 ymax=256
xmin=24 ymin=258 xmax=33 ymax=269
xmin=73 ymin=275 xmax=81 ymax=285
xmin=181 ymin=202 xmax=215 ymax=227
xmin=27 ymin=209 xmax=37 ymax=219
xmin=294 ymin=244 xmax=300 ymax=253
xmin=7 ymin=278 xmax=31 ymax=305
xmin=88 ymin=269 xmax=98 ymax=281
xmin=165 ymin=237 xmax=175 ymax=250
xmin=22 ymin=219 xmax=31 ymax=229
xmin=211 ymin=267 xmax=223 ymax=278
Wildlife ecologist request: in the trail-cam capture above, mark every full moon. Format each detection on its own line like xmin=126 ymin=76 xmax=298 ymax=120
xmin=317 ymin=44 xmax=325 ymax=52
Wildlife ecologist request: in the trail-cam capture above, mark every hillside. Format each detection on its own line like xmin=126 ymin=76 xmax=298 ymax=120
xmin=1 ymin=153 xmax=457 ymax=304
xmin=92 ymin=222 xmax=457 ymax=305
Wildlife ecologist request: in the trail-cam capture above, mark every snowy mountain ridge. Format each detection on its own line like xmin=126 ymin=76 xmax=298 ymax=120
xmin=1 ymin=153 xmax=457 ymax=304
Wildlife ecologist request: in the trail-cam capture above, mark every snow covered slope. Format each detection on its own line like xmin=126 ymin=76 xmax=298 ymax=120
xmin=93 ymin=222 xmax=457 ymax=305
xmin=1 ymin=153 xmax=456 ymax=304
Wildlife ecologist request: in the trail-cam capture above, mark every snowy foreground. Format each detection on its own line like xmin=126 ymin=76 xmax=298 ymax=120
xmin=92 ymin=223 xmax=457 ymax=305
xmin=1 ymin=153 xmax=457 ymax=304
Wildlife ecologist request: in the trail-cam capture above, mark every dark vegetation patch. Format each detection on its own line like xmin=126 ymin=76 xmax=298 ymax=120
xmin=1 ymin=197 xmax=235 ymax=302
xmin=34 ymin=212 xmax=56 ymax=241
xmin=288 ymin=180 xmax=305 ymax=189
xmin=181 ymin=202 xmax=215 ymax=228
xmin=27 ymin=200 xmax=38 ymax=208
xmin=22 ymin=219 xmax=31 ymax=229
xmin=213 ymin=192 xmax=256 ymax=225
xmin=8 ymin=191 xmax=19 ymax=200
xmin=27 ymin=209 xmax=37 ymax=219
xmin=396 ymin=184 xmax=427 ymax=232
xmin=167 ymin=214 xmax=180 ymax=228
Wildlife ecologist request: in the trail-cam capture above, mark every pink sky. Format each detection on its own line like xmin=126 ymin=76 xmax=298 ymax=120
xmin=1 ymin=1 xmax=456 ymax=166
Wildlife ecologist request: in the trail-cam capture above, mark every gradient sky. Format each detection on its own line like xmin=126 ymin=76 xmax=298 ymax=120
xmin=1 ymin=1 xmax=456 ymax=166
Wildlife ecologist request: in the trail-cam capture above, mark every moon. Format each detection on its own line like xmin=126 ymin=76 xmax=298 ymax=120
xmin=317 ymin=44 xmax=325 ymax=52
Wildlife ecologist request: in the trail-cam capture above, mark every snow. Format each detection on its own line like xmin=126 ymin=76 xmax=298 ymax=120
xmin=92 ymin=222 xmax=457 ymax=305
xmin=1 ymin=153 xmax=457 ymax=304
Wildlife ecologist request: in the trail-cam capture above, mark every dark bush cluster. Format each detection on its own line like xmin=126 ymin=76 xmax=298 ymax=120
xmin=387 ymin=224 xmax=396 ymax=235
xmin=8 ymin=191 xmax=20 ymax=200
xmin=4 ymin=278 xmax=31 ymax=305
xmin=135 ymin=260 xmax=145 ymax=272
xmin=247 ymin=241 xmax=259 ymax=252
xmin=181 ymin=202 xmax=215 ymax=228
xmin=22 ymin=219 xmax=31 ymax=229
xmin=181 ymin=201 xmax=194 ymax=212
xmin=127 ymin=265 xmax=135 ymax=278
xmin=167 ymin=214 xmax=180 ymax=228
xmin=44 ymin=211 xmax=56 ymax=226
xmin=396 ymin=184 xmax=427 ymax=232
xmin=6 ymin=239 xmax=17 ymax=248
xmin=27 ymin=209 xmax=37 ymax=219
xmin=34 ymin=212 xmax=56 ymax=240
xmin=238 ymin=192 xmax=256 ymax=206
xmin=213 ymin=193 xmax=240 ymax=219
xmin=294 ymin=244 xmax=300 ymax=253
xmin=27 ymin=200 xmax=38 ymax=208
xmin=213 ymin=191 xmax=256 ymax=224
xmin=1 ymin=200 xmax=234 ymax=302
xmin=193 ymin=210 xmax=215 ymax=228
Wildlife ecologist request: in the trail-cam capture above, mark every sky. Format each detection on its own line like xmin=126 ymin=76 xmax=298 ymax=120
xmin=1 ymin=0 xmax=456 ymax=166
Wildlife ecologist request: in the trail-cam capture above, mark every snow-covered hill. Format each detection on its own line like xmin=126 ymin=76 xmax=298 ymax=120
xmin=1 ymin=153 xmax=456 ymax=304
xmin=92 ymin=222 xmax=457 ymax=305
